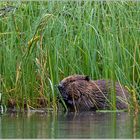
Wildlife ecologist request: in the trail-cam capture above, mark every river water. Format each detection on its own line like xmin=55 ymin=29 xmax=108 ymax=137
xmin=0 ymin=111 xmax=140 ymax=138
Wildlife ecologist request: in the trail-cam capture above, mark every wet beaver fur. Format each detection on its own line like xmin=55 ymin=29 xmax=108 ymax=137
xmin=58 ymin=75 xmax=130 ymax=112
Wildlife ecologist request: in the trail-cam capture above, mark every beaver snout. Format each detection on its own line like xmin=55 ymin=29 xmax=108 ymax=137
xmin=58 ymin=84 xmax=68 ymax=100
xmin=58 ymin=84 xmax=65 ymax=94
xmin=58 ymin=84 xmax=63 ymax=90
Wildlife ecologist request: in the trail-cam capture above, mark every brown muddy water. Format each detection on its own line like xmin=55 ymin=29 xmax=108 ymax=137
xmin=0 ymin=111 xmax=140 ymax=138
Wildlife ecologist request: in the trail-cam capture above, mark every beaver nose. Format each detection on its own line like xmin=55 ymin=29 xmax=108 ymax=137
xmin=58 ymin=84 xmax=63 ymax=90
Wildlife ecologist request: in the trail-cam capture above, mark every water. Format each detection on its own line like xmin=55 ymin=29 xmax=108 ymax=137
xmin=0 ymin=111 xmax=140 ymax=138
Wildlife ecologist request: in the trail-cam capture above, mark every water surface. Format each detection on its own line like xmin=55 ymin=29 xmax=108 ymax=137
xmin=0 ymin=111 xmax=140 ymax=138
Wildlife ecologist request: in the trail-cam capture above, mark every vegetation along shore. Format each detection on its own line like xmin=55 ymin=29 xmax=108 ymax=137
xmin=0 ymin=1 xmax=140 ymax=112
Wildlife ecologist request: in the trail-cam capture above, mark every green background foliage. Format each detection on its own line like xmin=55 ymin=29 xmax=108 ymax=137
xmin=0 ymin=1 xmax=140 ymax=109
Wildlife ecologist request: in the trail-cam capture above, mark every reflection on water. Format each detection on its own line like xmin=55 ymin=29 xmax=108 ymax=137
xmin=0 ymin=111 xmax=140 ymax=138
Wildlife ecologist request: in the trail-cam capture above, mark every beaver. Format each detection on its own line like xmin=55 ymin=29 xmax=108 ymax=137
xmin=58 ymin=75 xmax=130 ymax=112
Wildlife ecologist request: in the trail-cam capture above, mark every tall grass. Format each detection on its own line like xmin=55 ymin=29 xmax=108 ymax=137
xmin=0 ymin=1 xmax=140 ymax=110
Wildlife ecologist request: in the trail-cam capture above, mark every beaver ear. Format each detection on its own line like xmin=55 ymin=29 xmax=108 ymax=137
xmin=85 ymin=76 xmax=90 ymax=81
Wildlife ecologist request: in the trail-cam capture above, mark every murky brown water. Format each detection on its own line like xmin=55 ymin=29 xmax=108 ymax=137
xmin=0 ymin=111 xmax=140 ymax=138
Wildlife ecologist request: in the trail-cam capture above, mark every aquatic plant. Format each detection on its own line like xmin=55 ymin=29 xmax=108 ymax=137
xmin=0 ymin=1 xmax=140 ymax=111
xmin=0 ymin=93 xmax=7 ymax=114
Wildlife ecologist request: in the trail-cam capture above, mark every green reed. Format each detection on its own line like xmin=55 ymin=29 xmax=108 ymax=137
xmin=0 ymin=1 xmax=140 ymax=110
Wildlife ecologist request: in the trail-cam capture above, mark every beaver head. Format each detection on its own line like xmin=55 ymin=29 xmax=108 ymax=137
xmin=57 ymin=75 xmax=99 ymax=111
xmin=58 ymin=75 xmax=90 ymax=98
